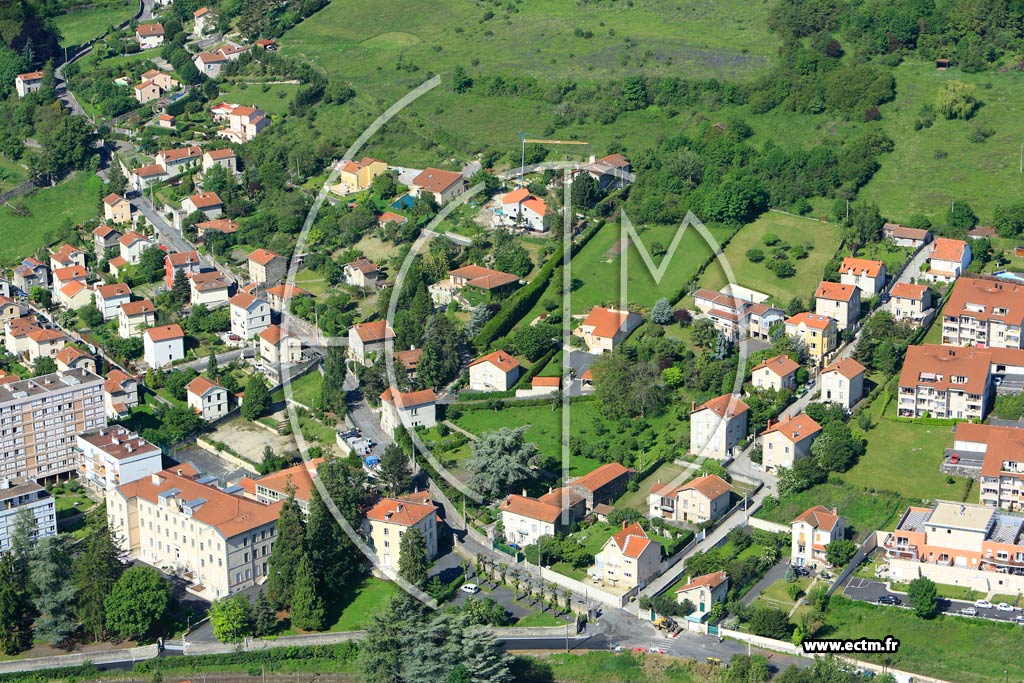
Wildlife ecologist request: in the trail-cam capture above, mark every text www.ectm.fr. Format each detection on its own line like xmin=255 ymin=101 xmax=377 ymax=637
xmin=801 ymin=636 xmax=900 ymax=654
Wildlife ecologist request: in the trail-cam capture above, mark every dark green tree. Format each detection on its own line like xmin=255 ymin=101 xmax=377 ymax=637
xmin=825 ymin=539 xmax=858 ymax=567
xmin=9 ymin=508 xmax=35 ymax=592
xmin=209 ymin=594 xmax=253 ymax=643
xmin=267 ymin=493 xmax=305 ymax=609
xmin=33 ymin=356 xmax=56 ymax=376
xmin=570 ymin=173 xmax=599 ymax=210
xmin=0 ymin=555 xmax=33 ymax=655
xmin=417 ymin=314 xmax=462 ymax=390
xmin=465 ymin=427 xmax=541 ymax=499
xmin=747 ymin=604 xmax=791 ymax=639
xmin=253 ymin=589 xmax=276 ymax=637
xmin=29 ymin=536 xmax=76 ymax=646
xmin=378 ymin=444 xmax=411 ymax=496
xmin=105 ymin=566 xmax=170 ymax=640
xmin=206 ymin=349 xmax=219 ymax=378
xmin=72 ymin=523 xmax=123 ymax=641
xmin=107 ymin=162 xmax=127 ymax=196
xmin=907 ymin=576 xmax=939 ymax=619
xmin=322 ymin=345 xmax=347 ymax=415
xmin=289 ymin=555 xmax=326 ymax=631
xmin=172 ymin=268 xmax=190 ymax=305
xmin=241 ymin=374 xmax=271 ymax=420
xmin=398 ymin=527 xmax=430 ymax=588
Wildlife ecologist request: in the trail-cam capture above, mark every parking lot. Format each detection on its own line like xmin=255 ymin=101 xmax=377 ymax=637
xmin=843 ymin=577 xmax=1024 ymax=624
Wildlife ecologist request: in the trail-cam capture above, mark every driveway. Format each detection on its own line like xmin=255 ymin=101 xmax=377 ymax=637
xmin=740 ymin=559 xmax=790 ymax=606
xmin=170 ymin=444 xmax=256 ymax=485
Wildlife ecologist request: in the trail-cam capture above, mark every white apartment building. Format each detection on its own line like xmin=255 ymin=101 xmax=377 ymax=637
xmin=941 ymin=276 xmax=1024 ymax=349
xmin=0 ymin=479 xmax=56 ymax=552
xmin=76 ymin=426 xmax=162 ymax=492
xmin=689 ymin=393 xmax=749 ymax=460
xmin=229 ymin=292 xmax=271 ymax=340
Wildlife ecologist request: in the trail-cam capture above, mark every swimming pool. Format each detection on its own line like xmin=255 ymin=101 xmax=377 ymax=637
xmin=993 ymin=270 xmax=1024 ymax=284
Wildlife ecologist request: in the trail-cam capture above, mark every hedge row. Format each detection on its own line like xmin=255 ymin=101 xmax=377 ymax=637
xmin=134 ymin=642 xmax=360 ymax=673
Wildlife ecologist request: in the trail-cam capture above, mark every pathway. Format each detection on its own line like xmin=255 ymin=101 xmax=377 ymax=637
xmin=740 ymin=559 xmax=790 ymax=607
xmin=443 ymin=420 xmax=479 ymax=441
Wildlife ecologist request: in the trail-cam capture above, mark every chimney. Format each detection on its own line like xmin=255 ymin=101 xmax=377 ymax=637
xmin=150 ymin=473 xmax=161 ymax=485
xmin=832 ymin=507 xmax=838 ymax=516
xmin=622 ymin=521 xmax=627 ymax=529
xmin=0 ymin=479 xmax=9 ymax=490
xmin=177 ymin=468 xmax=183 ymax=476
xmin=548 ymin=486 xmax=553 ymax=494
xmin=522 ymin=488 xmax=527 ymax=497
xmin=691 ymin=401 xmax=696 ymax=412
xmin=396 ymin=504 xmax=403 ymax=513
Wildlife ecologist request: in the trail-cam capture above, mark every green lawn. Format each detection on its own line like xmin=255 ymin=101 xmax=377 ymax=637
xmin=283 ymin=370 xmax=322 ymax=408
xmin=823 ymin=596 xmax=1024 ymax=683
xmin=754 ymin=576 xmax=810 ymax=612
xmin=841 ymin=418 xmax=967 ymax=503
xmin=698 ymin=211 xmax=844 ymax=304
xmin=756 ymin=482 xmax=910 ymax=540
xmin=293 ymin=267 xmax=330 ymax=296
xmin=0 ymin=172 xmax=103 ymax=265
xmin=860 ymin=61 xmax=1024 ymax=225
xmin=216 ymin=83 xmax=300 ymax=116
xmin=278 ymin=576 xmax=399 ymax=635
xmin=512 ymin=651 xmax=701 ymax=683
xmin=53 ymin=2 xmax=135 ymax=46
xmin=0 ymin=154 xmax=26 ymax=194
xmin=513 ymin=610 xmax=568 ymax=628
xmin=855 ymin=240 xmax=915 ymax=277
xmin=891 ymin=580 xmax=981 ymax=602
xmin=615 ymin=461 xmax=691 ymax=512
xmin=567 ymin=219 xmax=736 ymax=313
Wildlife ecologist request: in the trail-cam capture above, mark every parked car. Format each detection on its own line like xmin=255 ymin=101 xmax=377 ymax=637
xmin=649 ymin=646 xmax=667 ymax=654
xmin=996 ymin=602 xmax=1015 ymax=612
xmin=960 ymin=607 xmax=978 ymax=617
xmin=631 ymin=647 xmax=648 ymax=654
xmin=791 ymin=565 xmax=810 ymax=577
xmin=460 ymin=583 xmax=480 ymax=594
xmin=975 ymin=599 xmax=994 ymax=609
xmin=1014 ymin=614 xmax=1024 ymax=624
xmin=876 ymin=595 xmax=901 ymax=605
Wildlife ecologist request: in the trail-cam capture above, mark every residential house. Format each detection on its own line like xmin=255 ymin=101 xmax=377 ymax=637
xmin=265 ymin=284 xmax=311 ymax=313
xmin=500 ymin=489 xmax=586 ymax=547
xmin=785 ymin=312 xmax=838 ymax=366
xmin=12 ymin=257 xmax=48 ymax=292
xmin=228 ymin=292 xmax=271 ymax=339
xmin=676 ymin=571 xmax=729 ymax=613
xmin=247 ymin=249 xmax=286 ymax=286
xmin=194 ymin=51 xmax=228 ymax=78
xmin=926 ymin=237 xmax=972 ymax=283
xmin=135 ymin=23 xmax=164 ymax=49
xmin=942 ymin=276 xmax=1024 ymax=348
xmin=239 ymin=458 xmax=324 ymax=514
xmin=258 ymin=325 xmax=301 ymax=365
xmin=202 ymin=149 xmax=237 ymax=175
xmin=760 ymin=413 xmax=822 ymax=472
xmin=888 ymin=283 xmax=932 ymax=324
xmin=692 ymin=288 xmax=753 ymax=342
xmin=190 ymin=270 xmax=232 ymax=306
xmin=107 ymin=463 xmax=282 ymax=600
xmin=578 ymin=153 xmax=632 ymax=191
xmin=429 ymin=264 xmax=520 ymax=306
xmin=819 ymin=357 xmax=865 ymax=410
xmin=574 ymin=306 xmax=643 ymax=354
xmin=467 ymin=350 xmax=521 ymax=391
xmin=143 ymin=324 xmax=185 ymax=368
xmin=118 ymin=299 xmax=156 ymax=338
xmin=378 ymin=211 xmax=408 ymax=228
xmin=394 ymin=348 xmax=422 ymax=380
xmin=54 ymin=346 xmax=96 ymax=374
xmin=77 ymin=426 xmax=162 ymax=492
xmin=49 ymin=244 xmax=87 ymax=272
xmin=343 ymin=257 xmax=380 ymax=289
xmin=103 ymin=369 xmax=140 ymax=419
xmin=590 ymin=522 xmax=661 ymax=590
xmin=212 ymin=103 xmax=270 ymax=143
xmin=15 ymin=71 xmax=43 ymax=98
xmin=141 ymin=69 xmax=179 ymax=91
xmin=92 ymin=225 xmax=122 ymax=258
xmin=215 ymin=44 xmax=249 ymax=62
xmin=648 ymin=474 xmax=732 ymax=524
xmin=0 ymin=480 xmax=56 ymax=553
xmin=51 ymin=265 xmax=87 ymax=297
xmin=379 ymin=388 xmax=436 ymax=437
xmin=119 ymin=231 xmax=152 ymax=265
xmin=568 ymin=462 xmax=633 ymax=511
xmin=363 ymin=493 xmax=440 ymax=575
xmin=193 ymin=6 xmax=215 ymax=34
xmin=884 ymin=223 xmax=932 ymax=248
xmin=839 ymin=257 xmax=886 ymax=297
xmin=255 ymin=39 xmax=277 ymax=51
xmin=814 ymin=281 xmax=860 ymax=331
xmin=133 ymin=80 xmax=161 ymax=104
xmin=690 ymin=393 xmax=749 ymax=460
xmin=791 ymin=506 xmax=845 ymax=568
xmin=498 ymin=188 xmax=549 ymax=232
xmin=165 ymin=250 xmax=203 ymax=287
xmin=332 ymin=157 xmax=388 ymax=194
xmin=747 ymin=302 xmax=787 ymax=341
xmin=0 ymin=296 xmax=24 ymax=324
xmin=750 ymin=354 xmax=800 ymax=392
xmin=897 ymin=344 xmax=995 ymax=420
xmin=884 ymin=501 xmax=1024 ymax=596
xmin=410 ymin=167 xmax=466 ymax=205
xmin=156 ymin=145 xmax=202 ymax=176
xmin=57 ymin=280 xmax=92 ymax=310
xmin=4 ymin=317 xmax=46 ymax=356
xmin=195 ymin=219 xmax=239 ymax=239
xmin=103 ymin=193 xmax=132 ymax=224
xmin=516 ymin=375 xmax=560 ymax=397
xmin=186 ymin=376 xmax=230 ymax=420
xmin=182 ymin=192 xmax=224 ymax=225
xmin=130 ymin=164 xmax=168 ymax=191
xmin=157 ymin=113 xmax=176 ymax=128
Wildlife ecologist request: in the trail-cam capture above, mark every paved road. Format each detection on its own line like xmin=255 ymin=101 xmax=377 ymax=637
xmin=132 ymin=193 xmax=195 ymax=254
xmin=843 ymin=576 xmax=1024 ymax=624
xmin=176 ymin=348 xmax=245 ymax=372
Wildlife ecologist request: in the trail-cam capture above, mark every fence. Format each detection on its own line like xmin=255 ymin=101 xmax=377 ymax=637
xmin=826 ymin=532 xmax=878 ymax=597
xmin=0 ymin=179 xmax=38 ymax=205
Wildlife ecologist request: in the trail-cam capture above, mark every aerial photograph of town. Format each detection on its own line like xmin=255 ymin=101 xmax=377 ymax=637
xmin=1 ymin=0 xmax=1023 ymax=681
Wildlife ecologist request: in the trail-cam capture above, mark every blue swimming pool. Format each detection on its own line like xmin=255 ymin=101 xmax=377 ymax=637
xmin=993 ymin=270 xmax=1024 ymax=284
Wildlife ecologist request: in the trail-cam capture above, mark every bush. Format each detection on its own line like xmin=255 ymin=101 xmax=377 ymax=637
xmin=746 ymin=248 xmax=765 ymax=263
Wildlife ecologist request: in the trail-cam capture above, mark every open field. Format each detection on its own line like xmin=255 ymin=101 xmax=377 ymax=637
xmin=0 ymin=154 xmax=26 ymax=194
xmin=568 ymin=219 xmax=736 ymax=314
xmin=512 ymin=651 xmax=703 ymax=683
xmin=53 ymin=2 xmax=135 ymax=46
xmin=698 ymin=211 xmax=843 ymax=304
xmin=841 ymin=419 xmax=966 ymax=503
xmin=823 ymin=596 xmax=1024 ymax=683
xmin=861 ymin=61 xmax=1024 ymax=225
xmin=756 ymin=482 xmax=910 ymax=540
xmin=277 ymin=576 xmax=399 ymax=635
xmin=216 ymin=83 xmax=300 ymax=116
xmin=0 ymin=172 xmax=102 ymax=265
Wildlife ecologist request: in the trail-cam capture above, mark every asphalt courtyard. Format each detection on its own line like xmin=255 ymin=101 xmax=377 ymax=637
xmin=843 ymin=576 xmax=1024 ymax=624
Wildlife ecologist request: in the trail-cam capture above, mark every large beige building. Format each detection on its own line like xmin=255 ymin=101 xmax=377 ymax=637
xmin=107 ymin=463 xmax=281 ymax=600
xmin=362 ymin=492 xmax=439 ymax=575
xmin=949 ymin=422 xmax=1024 ymax=512
xmin=0 ymin=369 xmax=105 ymax=481
xmin=784 ymin=313 xmax=838 ymax=366
xmin=590 ymin=522 xmax=661 ymax=590
xmin=838 ymin=257 xmax=886 ymax=297
xmin=819 ymin=357 xmax=865 ymax=411
xmin=887 ymin=283 xmax=932 ymax=324
xmin=573 ymin=306 xmax=642 ymax=354
xmin=760 ymin=413 xmax=822 ymax=472
xmin=941 ymin=276 xmax=1024 ymax=349
xmin=689 ymin=393 xmax=749 ymax=460
xmin=0 ymin=479 xmax=56 ymax=553
xmin=750 ymin=355 xmax=800 ymax=392
xmin=648 ymin=474 xmax=732 ymax=524
xmin=814 ymin=281 xmax=860 ymax=332
xmin=379 ymin=388 xmax=436 ymax=437
xmin=897 ymin=345 xmax=992 ymax=421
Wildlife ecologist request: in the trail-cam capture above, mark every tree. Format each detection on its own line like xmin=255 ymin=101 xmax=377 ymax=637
xmin=9 ymin=508 xmax=35 ymax=592
xmin=267 ymin=494 xmax=305 ymax=609
xmin=691 ymin=318 xmax=718 ymax=349
xmin=241 ymin=374 xmax=271 ymax=420
xmin=399 ymin=527 xmax=430 ymax=588
xmin=322 ymin=345 xmax=347 ymax=415
xmin=591 ymin=352 xmax=667 ymax=419
xmin=844 ymin=203 xmax=883 ymax=249
xmin=107 ymin=162 xmax=127 ymax=196
xmin=105 ymin=566 xmax=170 ymax=640
xmin=72 ymin=523 xmax=123 ymax=641
xmin=305 ymin=459 xmax=367 ymax=602
xmin=172 ymin=268 xmax=190 ymax=305
xmin=824 ymin=539 xmax=857 ymax=567
xmin=936 ymin=80 xmax=979 ymax=120
xmin=378 ymin=444 xmax=411 ymax=496
xmin=948 ymin=201 xmax=978 ymax=237
xmin=570 ymin=173 xmax=599 ymax=210
xmin=465 ymin=426 xmax=541 ymax=499
xmin=30 ymin=286 xmax=51 ymax=308
xmin=79 ymin=304 xmax=104 ymax=328
xmin=0 ymin=556 xmax=33 ymax=655
xmin=747 ymin=605 xmax=791 ymax=639
xmin=253 ymin=590 xmax=276 ymax=637
xmin=651 ymin=298 xmax=673 ymax=324
xmin=810 ymin=421 xmax=865 ymax=472
xmin=290 ymin=555 xmax=326 ymax=631
xmin=907 ymin=576 xmax=939 ymax=619
xmin=29 ymin=535 xmax=76 ymax=646
xmin=33 ymin=355 xmax=56 ymax=376
xmin=417 ymin=314 xmax=463 ymax=390
xmin=359 ymin=604 xmax=407 ymax=683
xmin=994 ymin=203 xmax=1024 ymax=238
xmin=492 ymin=238 xmax=532 ymax=277
xmin=209 ymin=594 xmax=253 ymax=642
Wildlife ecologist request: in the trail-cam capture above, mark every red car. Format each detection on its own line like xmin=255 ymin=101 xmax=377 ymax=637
xmin=631 ymin=647 xmax=647 ymax=654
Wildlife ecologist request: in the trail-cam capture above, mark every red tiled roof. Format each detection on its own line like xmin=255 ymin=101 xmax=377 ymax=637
xmin=412 ymin=167 xmax=464 ymax=193
xmin=500 ymin=494 xmax=561 ymax=523
xmin=502 ymin=188 xmax=530 ymax=204
xmin=132 ymin=164 xmax=166 ymax=178
xmin=786 ymin=312 xmax=835 ymax=330
xmin=120 ymin=299 xmax=155 ymax=316
xmin=944 ymin=276 xmax=1024 ymax=326
xmin=166 ymin=250 xmax=201 ymax=266
xmin=816 ymin=281 xmax=858 ymax=302
xmin=793 ymin=505 xmax=841 ymax=532
xmin=187 ymin=191 xmax=222 ymax=209
xmin=531 ymin=376 xmax=560 ymax=388
xmin=96 ymin=283 xmax=132 ymax=298
xmin=676 ymin=570 xmax=728 ymax=593
xmin=581 ymin=306 xmax=633 ymax=339
xmin=931 ymin=237 xmax=968 ymax=262
xmin=692 ymin=393 xmax=749 ymax=418
xmin=379 ymin=211 xmax=408 ymax=225
xmin=136 ymin=23 xmax=164 ymax=36
xmin=752 ymin=354 xmax=800 ymax=378
xmin=469 ymin=349 xmax=520 ymax=373
xmin=266 ymin=284 xmax=310 ymax=300
xmin=195 ymin=218 xmax=239 ymax=233
xmin=158 ymin=145 xmax=201 ymax=162
xmin=899 ymin=344 xmax=992 ymax=395
xmin=761 ymin=413 xmax=822 ymax=443
xmin=55 ymin=347 xmax=88 ymax=366
xmin=143 ymin=324 xmax=184 ymax=342
xmin=248 ymin=248 xmax=283 ymax=265
xmin=53 ymin=265 xmax=87 ymax=282
xmin=119 ymin=230 xmax=150 ymax=247
xmin=104 ymin=369 xmax=135 ymax=394
xmin=609 ymin=522 xmax=653 ymax=559
xmin=186 ymin=375 xmax=224 ymax=397
xmin=352 ymin=320 xmax=395 ymax=343
xmin=17 ymin=71 xmax=44 ymax=81
xmin=345 ymin=257 xmax=379 ymax=275
xmin=890 ymin=282 xmax=928 ymax=300
xmin=103 ymin=192 xmax=127 ymax=205
xmin=572 ymin=462 xmax=630 ymax=493
xmin=258 ymin=324 xmax=285 ymax=344
xmin=839 ymin=257 xmax=884 ymax=278
xmin=205 ymin=148 xmax=235 ymax=160
xmin=93 ymin=225 xmax=119 ymax=238
xmin=681 ymin=474 xmax=731 ymax=500
xmin=822 ymin=357 xmax=865 ymax=380
xmin=380 ymin=387 xmax=436 ymax=408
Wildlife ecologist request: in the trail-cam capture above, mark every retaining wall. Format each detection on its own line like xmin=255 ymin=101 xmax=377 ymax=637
xmin=746 ymin=517 xmax=790 ymax=534
xmin=0 ymin=645 xmax=158 ymax=675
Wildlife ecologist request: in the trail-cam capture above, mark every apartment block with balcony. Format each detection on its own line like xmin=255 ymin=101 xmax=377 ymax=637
xmin=944 ymin=422 xmax=1024 ymax=512
xmin=0 ymin=369 xmax=106 ymax=481
xmin=76 ymin=426 xmax=163 ymax=492
xmin=897 ymin=345 xmax=991 ymax=421
xmin=941 ymin=276 xmax=1024 ymax=349
xmin=0 ymin=478 xmax=56 ymax=552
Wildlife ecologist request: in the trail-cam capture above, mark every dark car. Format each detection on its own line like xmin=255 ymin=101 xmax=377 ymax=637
xmin=877 ymin=595 xmax=901 ymax=605
xmin=791 ymin=565 xmax=810 ymax=577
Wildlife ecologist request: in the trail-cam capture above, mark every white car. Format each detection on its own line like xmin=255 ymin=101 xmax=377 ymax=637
xmin=996 ymin=602 xmax=1015 ymax=612
xmin=1014 ymin=614 xmax=1024 ymax=624
xmin=975 ymin=599 xmax=994 ymax=609
xmin=960 ymin=607 xmax=978 ymax=617
xmin=460 ymin=583 xmax=480 ymax=594
xmin=649 ymin=646 xmax=667 ymax=654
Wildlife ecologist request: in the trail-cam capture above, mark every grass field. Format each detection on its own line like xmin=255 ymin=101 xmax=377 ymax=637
xmin=293 ymin=267 xmax=330 ymax=296
xmin=0 ymin=154 xmax=26 ymax=194
xmin=698 ymin=211 xmax=844 ymax=304
xmin=53 ymin=2 xmax=135 ymax=46
xmin=512 ymin=651 xmax=703 ymax=683
xmin=567 ymin=219 xmax=736 ymax=314
xmin=823 ymin=596 xmax=1024 ymax=682
xmin=860 ymin=61 xmax=1024 ymax=225
xmin=216 ymin=83 xmax=299 ymax=116
xmin=841 ymin=418 xmax=966 ymax=503
xmin=283 ymin=370 xmax=322 ymax=408
xmin=0 ymin=172 xmax=103 ymax=265
xmin=756 ymin=482 xmax=910 ymax=540
xmin=278 ymin=576 xmax=399 ymax=634
xmin=615 ymin=461 xmax=692 ymax=512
